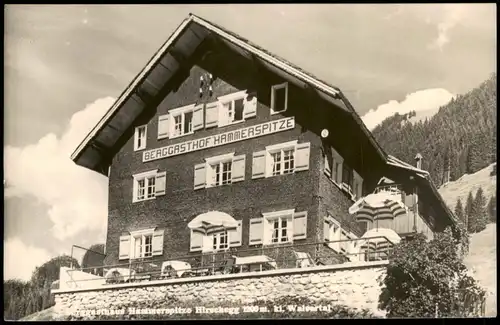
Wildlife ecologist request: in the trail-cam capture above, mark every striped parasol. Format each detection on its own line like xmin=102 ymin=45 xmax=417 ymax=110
xmin=349 ymin=192 xmax=407 ymax=223
xmin=188 ymin=211 xmax=239 ymax=235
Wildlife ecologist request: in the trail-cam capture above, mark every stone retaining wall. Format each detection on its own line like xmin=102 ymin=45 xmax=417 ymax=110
xmin=53 ymin=262 xmax=387 ymax=318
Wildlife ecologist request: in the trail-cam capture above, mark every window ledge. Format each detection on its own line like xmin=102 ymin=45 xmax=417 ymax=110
xmin=133 ymin=197 xmax=156 ymax=204
xmin=169 ymin=131 xmax=195 ymax=140
xmin=270 ymin=109 xmax=286 ymax=116
xmin=134 ymin=147 xmax=146 ymax=152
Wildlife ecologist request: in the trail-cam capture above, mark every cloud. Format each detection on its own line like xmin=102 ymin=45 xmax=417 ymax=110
xmin=4 ymin=97 xmax=115 ymax=241
xmin=362 ymin=88 xmax=455 ymax=130
xmin=428 ymin=4 xmax=467 ymax=51
xmin=4 ymin=238 xmax=52 ymax=281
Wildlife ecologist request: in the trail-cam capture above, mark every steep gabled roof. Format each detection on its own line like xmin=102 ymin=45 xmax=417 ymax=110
xmin=70 ymin=13 xmax=387 ymax=174
xmin=70 ymin=14 xmax=456 ymax=227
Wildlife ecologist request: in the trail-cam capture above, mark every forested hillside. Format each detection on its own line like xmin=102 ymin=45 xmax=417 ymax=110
xmin=371 ymin=73 xmax=497 ymax=187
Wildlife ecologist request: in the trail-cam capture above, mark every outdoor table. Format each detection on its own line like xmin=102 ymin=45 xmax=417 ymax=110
xmin=235 ymin=255 xmax=278 ymax=273
xmin=161 ymin=260 xmax=193 ymax=278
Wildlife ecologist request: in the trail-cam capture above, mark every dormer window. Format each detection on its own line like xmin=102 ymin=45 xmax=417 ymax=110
xmin=270 ymin=82 xmax=288 ymax=115
xmin=134 ymin=125 xmax=147 ymax=151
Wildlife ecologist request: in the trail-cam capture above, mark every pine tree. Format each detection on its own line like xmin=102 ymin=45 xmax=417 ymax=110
xmin=470 ymin=187 xmax=488 ymax=233
xmin=454 ymin=198 xmax=465 ymax=223
xmin=488 ymin=195 xmax=496 ymax=223
xmin=465 ymin=191 xmax=475 ymax=233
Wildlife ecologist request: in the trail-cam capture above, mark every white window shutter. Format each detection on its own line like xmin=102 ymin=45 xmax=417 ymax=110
xmin=353 ymin=170 xmax=363 ymax=199
xmin=332 ymin=148 xmax=344 ymax=185
xmin=231 ymin=155 xmax=246 ymax=183
xmin=293 ymin=211 xmax=308 ymax=240
xmin=249 ymin=218 xmax=264 ymax=245
xmin=217 ymin=102 xmax=229 ymax=127
xmin=229 ymin=221 xmax=243 ymax=247
xmin=194 ymin=163 xmax=207 ymax=190
xmin=190 ymin=230 xmax=203 ymax=252
xmin=323 ymin=220 xmax=331 ymax=242
xmin=119 ymin=235 xmax=130 ymax=260
xmin=192 ymin=104 xmax=204 ymax=131
xmin=155 ymin=171 xmax=166 ymax=196
xmin=158 ymin=114 xmax=170 ymax=139
xmin=252 ymin=150 xmax=267 ymax=179
xmin=324 ymin=152 xmax=331 ymax=177
xmin=205 ymin=102 xmax=219 ymax=128
xmin=295 ymin=142 xmax=311 ymax=172
xmin=152 ymin=229 xmax=164 ymax=256
xmin=243 ymin=95 xmax=257 ymax=119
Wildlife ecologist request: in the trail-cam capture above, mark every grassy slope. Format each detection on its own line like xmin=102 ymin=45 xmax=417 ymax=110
xmin=438 ymin=163 xmax=497 ymax=317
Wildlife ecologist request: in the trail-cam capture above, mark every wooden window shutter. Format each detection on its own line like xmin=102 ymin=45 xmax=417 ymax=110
xmin=229 ymin=221 xmax=243 ymax=247
xmin=252 ymin=150 xmax=267 ymax=179
xmin=205 ymin=102 xmax=219 ymax=128
xmin=118 ymin=235 xmax=131 ymax=260
xmin=249 ymin=218 xmax=264 ymax=245
xmin=152 ymin=229 xmax=164 ymax=256
xmin=353 ymin=170 xmax=363 ymax=200
xmin=155 ymin=171 xmax=166 ymax=196
xmin=194 ymin=163 xmax=207 ymax=190
xmin=295 ymin=142 xmax=311 ymax=172
xmin=158 ymin=114 xmax=170 ymax=139
xmin=293 ymin=211 xmax=308 ymax=240
xmin=323 ymin=219 xmax=331 ymax=242
xmin=243 ymin=95 xmax=257 ymax=119
xmin=192 ymin=104 xmax=204 ymax=131
xmin=231 ymin=155 xmax=246 ymax=183
xmin=332 ymin=147 xmax=344 ymax=185
xmin=324 ymin=151 xmax=331 ymax=177
xmin=190 ymin=230 xmax=203 ymax=252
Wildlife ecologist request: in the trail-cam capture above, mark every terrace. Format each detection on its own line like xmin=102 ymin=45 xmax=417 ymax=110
xmin=56 ymin=236 xmax=395 ymax=291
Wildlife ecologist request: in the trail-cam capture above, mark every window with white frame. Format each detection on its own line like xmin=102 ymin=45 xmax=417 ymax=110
xmin=342 ymin=163 xmax=354 ymax=197
xmin=132 ymin=232 xmax=153 ymax=259
xmin=206 ymin=153 xmax=234 ymax=188
xmin=271 ymin=216 xmax=290 ymax=243
xmin=119 ymin=228 xmax=164 ymax=260
xmin=251 ymin=141 xmax=310 ymax=179
xmin=271 ymin=147 xmax=295 ymax=176
xmin=270 ymin=82 xmax=288 ymax=114
xmin=134 ymin=125 xmax=147 ymax=151
xmin=194 ymin=153 xmax=246 ymax=190
xmin=170 ymin=105 xmax=194 ymax=138
xmin=132 ymin=170 xmax=166 ymax=202
xmin=218 ymin=90 xmax=247 ymax=127
xmin=323 ymin=215 xmax=355 ymax=255
xmin=264 ymin=210 xmax=294 ymax=244
xmin=212 ymin=231 xmax=229 ymax=251
xmin=249 ymin=210 xmax=308 ymax=246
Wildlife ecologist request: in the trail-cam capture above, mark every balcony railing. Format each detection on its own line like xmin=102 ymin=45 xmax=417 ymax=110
xmin=60 ymin=236 xmax=395 ymax=290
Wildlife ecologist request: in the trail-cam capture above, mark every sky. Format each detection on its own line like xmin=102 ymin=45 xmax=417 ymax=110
xmin=3 ymin=4 xmax=496 ymax=281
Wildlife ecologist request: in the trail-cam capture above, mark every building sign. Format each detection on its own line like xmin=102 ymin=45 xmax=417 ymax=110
xmin=143 ymin=117 xmax=295 ymax=162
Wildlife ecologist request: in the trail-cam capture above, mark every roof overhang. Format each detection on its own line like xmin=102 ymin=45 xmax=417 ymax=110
xmin=71 ymin=14 xmax=387 ymax=175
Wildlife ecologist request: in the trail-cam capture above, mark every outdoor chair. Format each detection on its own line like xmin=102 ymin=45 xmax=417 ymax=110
xmin=293 ymin=251 xmax=323 ymax=268
xmin=215 ymin=256 xmax=237 ymax=275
